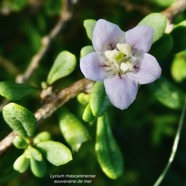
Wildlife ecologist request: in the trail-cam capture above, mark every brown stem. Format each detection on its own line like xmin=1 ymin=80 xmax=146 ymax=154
xmin=16 ymin=0 xmax=76 ymax=83
xmin=0 ymin=78 xmax=93 ymax=156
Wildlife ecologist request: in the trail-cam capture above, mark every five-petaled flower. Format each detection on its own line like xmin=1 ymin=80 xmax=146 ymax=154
xmin=80 ymin=19 xmax=162 ymax=110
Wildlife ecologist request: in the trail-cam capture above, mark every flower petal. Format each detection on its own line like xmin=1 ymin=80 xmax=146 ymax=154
xmin=92 ymin=19 xmax=125 ymax=53
xmin=125 ymin=25 xmax=153 ymax=52
xmin=104 ymin=76 xmax=138 ymax=110
xmin=80 ymin=52 xmax=107 ymax=81
xmin=133 ymin=53 xmax=162 ymax=84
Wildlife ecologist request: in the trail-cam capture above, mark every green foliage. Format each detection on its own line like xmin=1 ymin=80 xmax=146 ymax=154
xmin=36 ymin=141 xmax=72 ymax=166
xmin=150 ymin=34 xmax=174 ymax=60
xmin=82 ymin=103 xmax=95 ymax=123
xmin=148 ymin=0 xmax=175 ymax=7
xmin=30 ymin=157 xmax=47 ymax=177
xmin=77 ymin=93 xmax=90 ymax=105
xmin=27 ymin=145 xmax=43 ymax=161
xmin=2 ymin=103 xmax=37 ymax=137
xmin=0 ymin=81 xmax=37 ymax=101
xmin=171 ymin=50 xmax=186 ymax=82
xmin=83 ymin=19 xmax=96 ymax=40
xmin=33 ymin=131 xmax=51 ymax=144
xmin=138 ymin=13 xmax=167 ymax=42
xmin=13 ymin=152 xmax=30 ymax=173
xmin=171 ymin=24 xmax=186 ymax=54
xmin=150 ymin=78 xmax=185 ymax=110
xmin=80 ymin=45 xmax=94 ymax=58
xmin=47 ymin=51 xmax=77 ymax=85
xmin=90 ymin=82 xmax=110 ymax=117
xmin=13 ymin=135 xmax=28 ymax=149
xmin=59 ymin=108 xmax=90 ymax=151
xmin=95 ymin=113 xmax=124 ymax=179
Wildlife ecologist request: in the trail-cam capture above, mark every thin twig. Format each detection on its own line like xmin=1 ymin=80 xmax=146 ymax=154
xmin=16 ymin=0 xmax=76 ymax=83
xmin=161 ymin=0 xmax=186 ymax=21
xmin=0 ymin=78 xmax=93 ymax=156
xmin=153 ymin=95 xmax=186 ymax=186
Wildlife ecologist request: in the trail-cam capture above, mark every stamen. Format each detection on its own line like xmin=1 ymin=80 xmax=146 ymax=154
xmin=117 ymin=43 xmax=131 ymax=56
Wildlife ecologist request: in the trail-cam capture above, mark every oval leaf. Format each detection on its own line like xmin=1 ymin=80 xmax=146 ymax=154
xmin=28 ymin=145 xmax=43 ymax=161
xmin=82 ymin=104 xmax=95 ymax=123
xmin=33 ymin=131 xmax=51 ymax=144
xmin=0 ymin=81 xmax=37 ymax=101
xmin=13 ymin=135 xmax=28 ymax=149
xmin=171 ymin=51 xmax=186 ymax=82
xmin=90 ymin=82 xmax=110 ymax=117
xmin=37 ymin=141 xmax=72 ymax=166
xmin=138 ymin=13 xmax=167 ymax=42
xmin=13 ymin=153 xmax=30 ymax=173
xmin=150 ymin=77 xmax=185 ymax=110
xmin=47 ymin=51 xmax=77 ymax=85
xmin=59 ymin=108 xmax=90 ymax=152
xmin=80 ymin=45 xmax=94 ymax=58
xmin=83 ymin=19 xmax=96 ymax=40
xmin=30 ymin=157 xmax=47 ymax=177
xmin=77 ymin=93 xmax=90 ymax=106
xmin=95 ymin=113 xmax=124 ymax=179
xmin=2 ymin=103 xmax=37 ymax=137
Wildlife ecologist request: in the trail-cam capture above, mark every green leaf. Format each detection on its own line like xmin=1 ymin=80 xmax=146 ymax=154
xmin=171 ymin=25 xmax=186 ymax=54
xmin=90 ymin=82 xmax=110 ymax=117
xmin=33 ymin=131 xmax=51 ymax=144
xmin=27 ymin=145 xmax=43 ymax=161
xmin=59 ymin=108 xmax=90 ymax=151
xmin=77 ymin=93 xmax=90 ymax=105
xmin=30 ymin=157 xmax=47 ymax=177
xmin=150 ymin=77 xmax=185 ymax=110
xmin=138 ymin=13 xmax=167 ymax=42
xmin=150 ymin=34 xmax=173 ymax=60
xmin=13 ymin=152 xmax=30 ymax=173
xmin=13 ymin=135 xmax=28 ymax=149
xmin=95 ymin=113 xmax=124 ymax=179
xmin=83 ymin=19 xmax=96 ymax=40
xmin=82 ymin=104 xmax=95 ymax=123
xmin=171 ymin=51 xmax=186 ymax=82
xmin=47 ymin=51 xmax=77 ymax=85
xmin=0 ymin=81 xmax=37 ymax=101
xmin=37 ymin=141 xmax=72 ymax=166
xmin=149 ymin=0 xmax=175 ymax=7
xmin=80 ymin=45 xmax=94 ymax=58
xmin=2 ymin=103 xmax=37 ymax=137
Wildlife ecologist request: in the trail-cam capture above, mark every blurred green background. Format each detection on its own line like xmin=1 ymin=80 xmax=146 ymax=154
xmin=0 ymin=0 xmax=186 ymax=185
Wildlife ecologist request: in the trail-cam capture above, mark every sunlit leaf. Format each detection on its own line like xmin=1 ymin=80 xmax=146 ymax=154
xmin=2 ymin=103 xmax=37 ymax=137
xmin=0 ymin=81 xmax=37 ymax=101
xmin=80 ymin=45 xmax=94 ymax=58
xmin=95 ymin=113 xmax=124 ymax=179
xmin=90 ymin=82 xmax=110 ymax=117
xmin=59 ymin=108 xmax=90 ymax=151
xmin=13 ymin=135 xmax=28 ymax=149
xmin=138 ymin=13 xmax=167 ymax=42
xmin=47 ymin=51 xmax=77 ymax=85
xmin=83 ymin=19 xmax=96 ymax=40
xmin=171 ymin=51 xmax=186 ymax=82
xmin=37 ymin=141 xmax=72 ymax=166
xmin=13 ymin=152 xmax=30 ymax=173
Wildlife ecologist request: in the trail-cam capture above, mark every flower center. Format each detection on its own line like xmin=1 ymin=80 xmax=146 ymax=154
xmin=104 ymin=43 xmax=134 ymax=76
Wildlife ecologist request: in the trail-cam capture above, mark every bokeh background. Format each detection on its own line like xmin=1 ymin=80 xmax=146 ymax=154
xmin=0 ymin=0 xmax=186 ymax=185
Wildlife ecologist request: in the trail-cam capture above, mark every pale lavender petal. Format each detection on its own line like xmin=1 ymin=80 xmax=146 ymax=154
xmin=104 ymin=76 xmax=138 ymax=110
xmin=133 ymin=53 xmax=162 ymax=84
xmin=125 ymin=25 xmax=153 ymax=52
xmin=92 ymin=19 xmax=125 ymax=53
xmin=80 ymin=52 xmax=107 ymax=81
